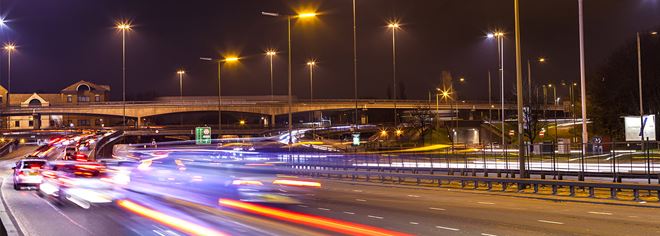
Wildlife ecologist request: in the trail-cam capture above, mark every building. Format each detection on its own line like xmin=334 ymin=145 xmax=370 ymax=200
xmin=1 ymin=80 xmax=111 ymax=129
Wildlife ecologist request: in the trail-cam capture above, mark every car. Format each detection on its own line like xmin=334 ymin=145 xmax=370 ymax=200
xmin=12 ymin=159 xmax=47 ymax=190
xmin=64 ymin=146 xmax=78 ymax=160
xmin=37 ymin=161 xmax=122 ymax=209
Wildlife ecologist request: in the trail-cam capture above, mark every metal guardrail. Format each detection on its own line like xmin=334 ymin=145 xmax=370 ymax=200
xmin=0 ymin=139 xmax=17 ymax=157
xmin=218 ymin=165 xmax=660 ymax=202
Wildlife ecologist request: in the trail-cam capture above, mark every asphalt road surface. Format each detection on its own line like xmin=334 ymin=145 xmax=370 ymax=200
xmin=1 ymin=145 xmax=660 ymax=235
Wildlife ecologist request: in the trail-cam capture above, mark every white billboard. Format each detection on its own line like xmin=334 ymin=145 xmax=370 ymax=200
xmin=624 ymin=115 xmax=656 ymax=141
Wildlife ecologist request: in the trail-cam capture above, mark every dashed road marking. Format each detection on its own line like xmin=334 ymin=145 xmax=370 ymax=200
xmin=435 ymin=225 xmax=460 ymax=231
xmin=429 ymin=207 xmax=446 ymax=211
xmin=317 ymin=208 xmax=331 ymax=211
xmin=407 ymin=195 xmax=420 ymax=198
xmin=367 ymin=215 xmax=384 ymax=219
xmin=353 ymin=190 xmax=363 ymax=192
xmin=355 ymin=199 xmax=367 ymax=202
xmin=537 ymin=220 xmax=564 ymax=225
xmin=477 ymin=202 xmax=495 ymax=205
xmin=481 ymin=233 xmax=497 ymax=236
xmin=588 ymin=211 xmax=612 ymax=215
xmin=409 ymin=222 xmax=419 ymax=225
xmin=343 ymin=211 xmax=355 ymax=215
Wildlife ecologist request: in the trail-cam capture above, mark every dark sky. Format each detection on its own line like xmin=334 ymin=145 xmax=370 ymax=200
xmin=1 ymin=0 xmax=659 ymax=101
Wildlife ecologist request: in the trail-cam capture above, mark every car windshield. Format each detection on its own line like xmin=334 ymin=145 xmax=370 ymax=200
xmin=21 ymin=161 xmax=45 ymax=169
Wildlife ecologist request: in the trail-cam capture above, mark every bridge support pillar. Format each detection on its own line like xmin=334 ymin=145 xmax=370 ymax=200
xmin=137 ymin=116 xmax=142 ymax=128
xmin=271 ymin=114 xmax=276 ymax=128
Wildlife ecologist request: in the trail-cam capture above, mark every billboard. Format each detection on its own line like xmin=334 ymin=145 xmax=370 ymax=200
xmin=624 ymin=115 xmax=656 ymax=141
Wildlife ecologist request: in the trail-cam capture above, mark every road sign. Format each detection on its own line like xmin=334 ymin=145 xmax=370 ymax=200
xmin=195 ymin=127 xmax=212 ymax=145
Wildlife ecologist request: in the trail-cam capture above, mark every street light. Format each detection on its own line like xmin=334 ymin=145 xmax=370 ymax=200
xmin=636 ymin=31 xmax=658 ymax=144
xmin=388 ymin=21 xmax=401 ymax=128
xmin=116 ymin=21 xmax=132 ymax=127
xmin=527 ymin=57 xmax=546 ymax=105
xmin=486 ymin=31 xmax=505 ymax=148
xmin=177 ymin=69 xmax=185 ymax=126
xmin=307 ymin=60 xmax=316 ymax=136
xmin=265 ymin=50 xmax=276 ymax=101
xmin=261 ymin=10 xmax=319 ymax=145
xmin=3 ymin=43 xmax=15 ymax=129
xmin=200 ymin=56 xmax=240 ymax=134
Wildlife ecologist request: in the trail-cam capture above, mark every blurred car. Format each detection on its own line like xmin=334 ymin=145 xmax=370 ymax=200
xmin=37 ymin=161 xmax=123 ymax=209
xmin=231 ymin=175 xmax=320 ymax=205
xmin=12 ymin=159 xmax=47 ymax=190
xmin=127 ymin=157 xmax=319 ymax=206
xmin=64 ymin=146 xmax=78 ymax=160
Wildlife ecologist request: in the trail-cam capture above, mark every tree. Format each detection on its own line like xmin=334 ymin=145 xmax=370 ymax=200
xmin=589 ymin=28 xmax=660 ymax=139
xmin=523 ymin=103 xmax=546 ymax=144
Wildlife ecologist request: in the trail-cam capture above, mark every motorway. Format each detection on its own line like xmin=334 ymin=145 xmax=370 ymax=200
xmin=1 ymin=146 xmax=660 ymax=235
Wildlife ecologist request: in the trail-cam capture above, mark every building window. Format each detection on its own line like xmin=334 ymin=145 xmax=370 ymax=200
xmin=78 ymin=96 xmax=89 ymax=102
xmin=14 ymin=121 xmax=19 ymax=127
xmin=67 ymin=95 xmax=72 ymax=103
xmin=28 ymin=120 xmax=33 ymax=127
xmin=78 ymin=119 xmax=90 ymax=126
xmin=0 ymin=96 xmax=3 ymax=103
xmin=94 ymin=95 xmax=100 ymax=102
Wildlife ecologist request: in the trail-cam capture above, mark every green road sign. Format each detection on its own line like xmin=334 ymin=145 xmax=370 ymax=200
xmin=195 ymin=127 xmax=212 ymax=145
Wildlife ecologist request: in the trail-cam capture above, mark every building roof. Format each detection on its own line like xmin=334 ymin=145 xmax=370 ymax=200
xmin=61 ymin=80 xmax=111 ymax=93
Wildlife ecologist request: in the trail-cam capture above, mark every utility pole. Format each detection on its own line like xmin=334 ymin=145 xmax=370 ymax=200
xmin=514 ymin=0 xmax=527 ymax=178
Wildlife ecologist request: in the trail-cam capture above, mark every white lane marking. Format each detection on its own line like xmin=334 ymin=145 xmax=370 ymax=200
xmin=537 ymin=220 xmax=564 ymax=225
xmin=477 ymin=202 xmax=495 ymax=205
xmin=152 ymin=230 xmax=166 ymax=236
xmin=435 ymin=225 xmax=460 ymax=231
xmin=298 ymin=205 xmax=308 ymax=208
xmin=317 ymin=208 xmax=331 ymax=211
xmin=407 ymin=195 xmax=420 ymax=198
xmin=481 ymin=233 xmax=497 ymax=236
xmin=343 ymin=211 xmax=355 ymax=215
xmin=409 ymin=222 xmax=419 ymax=225
xmin=628 ymin=215 xmax=639 ymax=218
xmin=44 ymin=199 xmax=94 ymax=234
xmin=355 ymin=199 xmax=367 ymax=202
xmin=588 ymin=211 xmax=613 ymax=215
xmin=429 ymin=207 xmax=446 ymax=211
xmin=0 ymin=177 xmax=20 ymax=236
xmin=352 ymin=190 xmax=363 ymax=192
xmin=367 ymin=215 xmax=384 ymax=219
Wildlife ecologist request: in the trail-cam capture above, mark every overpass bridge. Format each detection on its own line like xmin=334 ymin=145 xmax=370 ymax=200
xmin=2 ymin=98 xmax=564 ymax=126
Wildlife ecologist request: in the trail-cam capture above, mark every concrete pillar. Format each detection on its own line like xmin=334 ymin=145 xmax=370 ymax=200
xmin=137 ymin=116 xmax=142 ymax=128
xmin=271 ymin=114 xmax=276 ymax=128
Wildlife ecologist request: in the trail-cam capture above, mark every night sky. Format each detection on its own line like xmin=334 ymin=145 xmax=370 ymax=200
xmin=1 ymin=0 xmax=659 ymax=101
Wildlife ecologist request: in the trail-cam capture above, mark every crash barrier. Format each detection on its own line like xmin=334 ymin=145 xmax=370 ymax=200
xmin=217 ymin=165 xmax=660 ymax=202
xmin=93 ymin=130 xmax=124 ymax=160
xmin=0 ymin=139 xmax=16 ymax=156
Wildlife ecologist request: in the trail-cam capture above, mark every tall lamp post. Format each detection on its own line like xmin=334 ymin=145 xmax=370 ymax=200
xmin=261 ymin=11 xmax=318 ymax=145
xmin=526 ymin=57 xmax=546 ymax=105
xmin=3 ymin=43 xmax=14 ymax=129
xmin=265 ymin=50 xmax=276 ymax=101
xmin=307 ymin=60 xmax=316 ymax=137
xmin=388 ymin=22 xmax=400 ymax=128
xmin=116 ymin=22 xmax=132 ymax=127
xmin=200 ymin=56 xmax=239 ymax=134
xmin=486 ymin=31 xmax=505 ymax=148
xmin=177 ymin=70 xmax=185 ymax=126
xmin=636 ymin=31 xmax=658 ymax=144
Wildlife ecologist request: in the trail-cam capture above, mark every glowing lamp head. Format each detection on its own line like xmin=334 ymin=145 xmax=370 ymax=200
xmin=3 ymin=43 xmax=15 ymax=51
xmin=486 ymin=33 xmax=494 ymax=38
xmin=177 ymin=70 xmax=185 ymax=75
xmin=459 ymin=77 xmax=465 ymax=83
xmin=224 ymin=57 xmax=239 ymax=63
xmin=651 ymin=31 xmax=658 ymax=36
xmin=395 ymin=129 xmax=403 ymax=136
xmin=538 ymin=57 xmax=546 ymax=63
xmin=388 ymin=22 xmax=400 ymax=29
xmin=116 ymin=22 xmax=132 ymax=31
xmin=307 ymin=61 xmax=316 ymax=66
xmin=297 ymin=12 xmax=317 ymax=18
xmin=239 ymin=120 xmax=246 ymax=125
xmin=0 ymin=18 xmax=6 ymax=27
xmin=265 ymin=50 xmax=276 ymax=56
